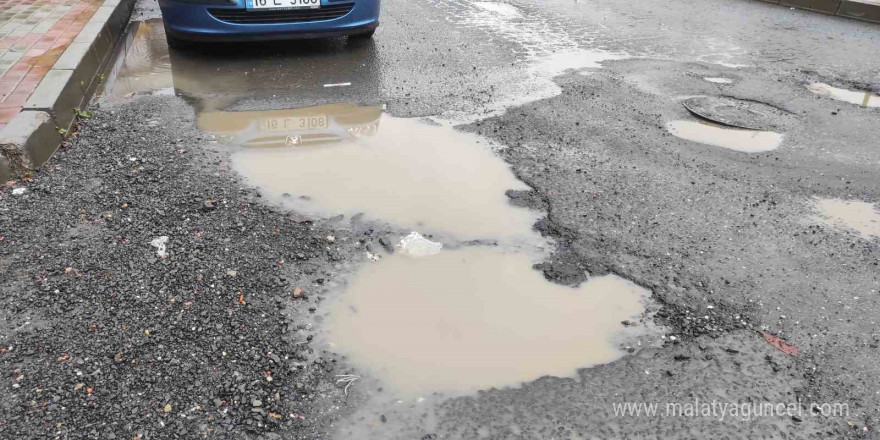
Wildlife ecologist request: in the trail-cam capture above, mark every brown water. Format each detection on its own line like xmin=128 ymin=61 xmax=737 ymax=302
xmin=229 ymin=107 xmax=540 ymax=240
xmin=325 ymin=246 xmax=649 ymax=397
xmin=807 ymin=83 xmax=879 ymax=108
xmin=110 ymin=20 xmax=174 ymax=98
xmin=813 ymin=198 xmax=880 ymax=239
xmin=666 ymin=120 xmax=783 ymax=153
xmin=198 ymin=103 xmax=382 ymax=148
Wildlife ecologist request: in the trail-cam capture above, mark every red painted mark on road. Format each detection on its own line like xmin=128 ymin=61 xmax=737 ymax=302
xmin=760 ymin=331 xmax=799 ymax=357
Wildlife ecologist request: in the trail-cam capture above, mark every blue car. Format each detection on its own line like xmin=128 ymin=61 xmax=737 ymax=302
xmin=157 ymin=0 xmax=380 ymax=46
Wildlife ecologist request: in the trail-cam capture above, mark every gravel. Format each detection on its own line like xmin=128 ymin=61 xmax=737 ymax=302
xmin=0 ymin=96 xmax=356 ymax=439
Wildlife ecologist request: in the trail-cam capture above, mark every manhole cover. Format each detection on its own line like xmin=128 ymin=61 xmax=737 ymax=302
xmin=683 ymin=96 xmax=788 ymax=130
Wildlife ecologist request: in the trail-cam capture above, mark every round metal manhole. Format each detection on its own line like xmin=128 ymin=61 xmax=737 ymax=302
xmin=683 ymin=96 xmax=791 ymax=131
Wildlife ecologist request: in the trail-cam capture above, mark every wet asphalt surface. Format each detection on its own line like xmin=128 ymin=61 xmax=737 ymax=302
xmin=2 ymin=0 xmax=880 ymax=438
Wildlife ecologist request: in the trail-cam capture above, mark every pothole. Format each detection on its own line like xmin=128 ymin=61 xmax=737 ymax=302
xmin=213 ymin=103 xmax=660 ymax=418
xmin=666 ymin=120 xmax=784 ymax=153
xmin=225 ymin=104 xmax=540 ymax=241
xmin=812 ymin=198 xmax=880 ymax=239
xmin=195 ymin=101 xmax=661 ymax=394
xmin=807 ymin=83 xmax=879 ymax=108
xmin=325 ymin=246 xmax=652 ymax=397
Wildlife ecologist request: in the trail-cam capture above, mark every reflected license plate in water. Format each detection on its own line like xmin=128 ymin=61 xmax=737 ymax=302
xmin=259 ymin=115 xmax=328 ymax=132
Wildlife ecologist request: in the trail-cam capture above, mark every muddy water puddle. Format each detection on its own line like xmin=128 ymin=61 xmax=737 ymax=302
xmin=218 ymin=102 xmax=656 ymax=413
xmin=666 ymin=120 xmax=783 ymax=153
xmin=197 ymin=102 xmax=655 ymax=401
xmin=808 ymin=83 xmax=879 ymax=108
xmin=109 ymin=19 xmax=174 ymax=98
xmin=217 ymin=104 xmax=648 ymax=398
xmin=223 ymin=104 xmax=659 ymax=418
xmin=813 ymin=198 xmax=880 ymax=239
xmin=326 ymin=246 xmax=650 ymax=397
xmin=228 ymin=106 xmax=539 ymax=240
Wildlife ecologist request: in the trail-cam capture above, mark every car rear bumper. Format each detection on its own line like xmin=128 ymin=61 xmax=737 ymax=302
xmin=158 ymin=0 xmax=380 ymax=41
xmin=165 ymin=20 xmax=378 ymax=42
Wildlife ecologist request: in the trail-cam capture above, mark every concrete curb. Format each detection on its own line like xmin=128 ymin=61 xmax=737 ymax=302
xmin=0 ymin=155 xmax=9 ymax=182
xmin=0 ymin=0 xmax=135 ymax=179
xmin=838 ymin=0 xmax=880 ymax=22
xmin=0 ymin=111 xmax=62 ymax=177
xmin=761 ymin=0 xmax=880 ymax=23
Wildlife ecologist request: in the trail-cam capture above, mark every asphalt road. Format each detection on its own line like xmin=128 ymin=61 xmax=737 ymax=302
xmin=2 ymin=0 xmax=879 ymax=439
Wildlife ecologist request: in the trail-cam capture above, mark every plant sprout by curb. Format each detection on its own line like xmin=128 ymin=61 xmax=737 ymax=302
xmin=73 ymin=108 xmax=94 ymax=119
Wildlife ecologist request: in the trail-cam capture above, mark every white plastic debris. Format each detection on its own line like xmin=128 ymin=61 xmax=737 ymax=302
xmin=703 ymin=77 xmax=733 ymax=84
xmin=150 ymin=236 xmax=169 ymax=258
xmin=366 ymin=251 xmax=381 ymax=262
xmin=12 ymin=188 xmax=26 ymax=195
xmin=335 ymin=374 xmax=360 ymax=395
xmin=396 ymin=232 xmax=443 ymax=257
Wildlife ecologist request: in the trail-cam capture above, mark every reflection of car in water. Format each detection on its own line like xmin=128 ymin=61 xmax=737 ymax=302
xmin=198 ymin=103 xmax=382 ymax=148
xmin=108 ymin=19 xmax=384 ymax=147
xmin=164 ymin=26 xmax=382 ymax=113
xmin=157 ymin=0 xmax=380 ymax=48
xmin=165 ymin=32 xmax=384 ymax=146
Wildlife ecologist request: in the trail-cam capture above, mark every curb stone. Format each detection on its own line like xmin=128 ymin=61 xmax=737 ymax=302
xmin=837 ymin=0 xmax=880 ymax=21
xmin=780 ymin=0 xmax=841 ymax=14
xmin=0 ymin=111 xmax=62 ymax=178
xmin=760 ymin=0 xmax=880 ymax=23
xmin=0 ymin=155 xmax=9 ymax=182
xmin=0 ymin=0 xmax=136 ymax=179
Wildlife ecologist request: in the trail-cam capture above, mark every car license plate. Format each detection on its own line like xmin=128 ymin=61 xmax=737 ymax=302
xmin=259 ymin=115 xmax=328 ymax=132
xmin=246 ymin=0 xmax=320 ymax=11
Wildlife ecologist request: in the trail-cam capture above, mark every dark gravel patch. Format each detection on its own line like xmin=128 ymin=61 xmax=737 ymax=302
xmin=0 ymin=96 xmax=354 ymax=440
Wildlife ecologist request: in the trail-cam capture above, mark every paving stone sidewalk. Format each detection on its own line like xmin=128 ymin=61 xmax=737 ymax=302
xmin=0 ymin=0 xmax=100 ymax=130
